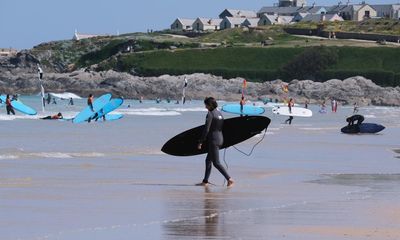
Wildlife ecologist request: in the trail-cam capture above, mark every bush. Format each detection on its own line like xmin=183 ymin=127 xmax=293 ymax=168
xmin=281 ymin=46 xmax=339 ymax=80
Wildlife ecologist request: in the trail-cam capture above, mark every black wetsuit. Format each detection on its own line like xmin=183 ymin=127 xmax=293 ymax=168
xmin=347 ymin=114 xmax=364 ymax=126
xmin=199 ymin=109 xmax=230 ymax=183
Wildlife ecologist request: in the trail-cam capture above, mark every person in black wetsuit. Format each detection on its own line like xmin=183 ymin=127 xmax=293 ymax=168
xmin=197 ymin=97 xmax=234 ymax=187
xmin=346 ymin=114 xmax=364 ymax=126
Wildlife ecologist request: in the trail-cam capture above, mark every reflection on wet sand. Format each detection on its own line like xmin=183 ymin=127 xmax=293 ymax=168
xmin=162 ymin=187 xmax=230 ymax=239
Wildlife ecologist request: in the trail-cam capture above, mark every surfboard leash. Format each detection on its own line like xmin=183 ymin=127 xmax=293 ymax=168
xmin=231 ymin=128 xmax=268 ymax=156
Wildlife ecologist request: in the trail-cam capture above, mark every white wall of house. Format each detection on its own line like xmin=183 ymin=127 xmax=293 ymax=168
xmin=258 ymin=14 xmax=276 ymax=25
xmin=170 ymin=19 xmax=194 ymax=31
xmin=220 ymin=17 xmax=246 ymax=29
xmin=354 ymin=5 xmax=377 ymax=21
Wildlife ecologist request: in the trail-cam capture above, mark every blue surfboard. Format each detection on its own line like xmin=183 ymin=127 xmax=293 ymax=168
xmin=92 ymin=98 xmax=124 ymax=120
xmin=221 ymin=104 xmax=265 ymax=116
xmin=72 ymin=93 xmax=112 ymax=123
xmin=0 ymin=95 xmax=37 ymax=115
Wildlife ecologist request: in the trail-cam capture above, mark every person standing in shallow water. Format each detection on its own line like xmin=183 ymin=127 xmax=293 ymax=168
xmin=197 ymin=97 xmax=234 ymax=187
xmin=87 ymin=94 xmax=94 ymax=111
xmin=5 ymin=94 xmax=15 ymax=115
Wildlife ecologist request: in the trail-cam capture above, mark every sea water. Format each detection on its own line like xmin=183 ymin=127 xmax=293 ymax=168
xmin=0 ymin=95 xmax=399 ymax=240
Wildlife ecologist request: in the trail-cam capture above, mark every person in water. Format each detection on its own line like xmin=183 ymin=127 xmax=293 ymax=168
xmin=346 ymin=114 xmax=364 ymax=126
xmin=87 ymin=94 xmax=94 ymax=111
xmin=353 ymin=102 xmax=359 ymax=114
xmin=41 ymin=112 xmax=63 ymax=120
xmin=197 ymin=97 xmax=234 ymax=187
xmin=5 ymin=94 xmax=15 ymax=115
xmin=69 ymin=97 xmax=74 ymax=105
xmin=285 ymin=98 xmax=294 ymax=125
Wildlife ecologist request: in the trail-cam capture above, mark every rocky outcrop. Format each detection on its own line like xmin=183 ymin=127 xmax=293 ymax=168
xmin=1 ymin=70 xmax=399 ymax=106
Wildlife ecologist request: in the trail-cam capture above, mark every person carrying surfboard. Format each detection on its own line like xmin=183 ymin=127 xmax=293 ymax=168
xmin=197 ymin=97 xmax=234 ymax=187
xmin=284 ymin=98 xmax=294 ymax=124
xmin=5 ymin=94 xmax=15 ymax=115
xmin=87 ymin=94 xmax=94 ymax=111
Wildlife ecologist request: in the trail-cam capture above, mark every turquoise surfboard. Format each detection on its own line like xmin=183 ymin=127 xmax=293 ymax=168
xmin=221 ymin=104 xmax=265 ymax=116
xmin=72 ymin=93 xmax=112 ymax=123
xmin=92 ymin=98 xmax=124 ymax=120
xmin=0 ymin=95 xmax=37 ymax=115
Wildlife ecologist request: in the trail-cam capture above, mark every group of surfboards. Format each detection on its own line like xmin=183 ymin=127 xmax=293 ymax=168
xmin=0 ymin=93 xmax=124 ymax=123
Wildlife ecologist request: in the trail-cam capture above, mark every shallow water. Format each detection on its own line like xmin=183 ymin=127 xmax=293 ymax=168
xmin=1 ymin=96 xmax=400 ymax=240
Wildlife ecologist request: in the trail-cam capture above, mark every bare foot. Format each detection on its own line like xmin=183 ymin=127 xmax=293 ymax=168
xmin=227 ymin=178 xmax=234 ymax=187
xmin=195 ymin=182 xmax=209 ymax=186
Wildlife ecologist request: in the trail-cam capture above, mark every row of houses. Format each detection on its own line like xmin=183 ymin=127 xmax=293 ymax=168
xmin=0 ymin=48 xmax=17 ymax=57
xmin=171 ymin=3 xmax=400 ymax=31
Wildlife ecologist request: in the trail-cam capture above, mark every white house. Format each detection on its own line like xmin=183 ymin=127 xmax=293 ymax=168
xmin=192 ymin=18 xmax=222 ymax=31
xmin=292 ymin=12 xmax=310 ymax=22
xmin=300 ymin=13 xmax=344 ymax=22
xmin=371 ymin=4 xmax=400 ymax=19
xmin=242 ymin=18 xmax=261 ymax=27
xmin=219 ymin=9 xmax=257 ymax=19
xmin=0 ymin=48 xmax=17 ymax=57
xmin=327 ymin=4 xmax=377 ymax=21
xmin=170 ymin=18 xmax=195 ymax=31
xmin=258 ymin=14 xmax=278 ymax=25
xmin=220 ymin=17 xmax=247 ymax=29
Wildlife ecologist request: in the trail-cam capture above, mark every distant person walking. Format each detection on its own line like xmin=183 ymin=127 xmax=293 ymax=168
xmin=331 ymin=98 xmax=338 ymax=113
xmin=239 ymin=96 xmax=246 ymax=116
xmin=197 ymin=97 xmax=234 ymax=187
xmin=305 ymin=99 xmax=309 ymax=109
xmin=285 ymin=98 xmax=294 ymax=125
xmin=87 ymin=94 xmax=94 ymax=111
xmin=37 ymin=64 xmax=43 ymax=80
xmin=353 ymin=102 xmax=359 ymax=114
xmin=69 ymin=97 xmax=74 ymax=105
xmin=5 ymin=94 xmax=15 ymax=115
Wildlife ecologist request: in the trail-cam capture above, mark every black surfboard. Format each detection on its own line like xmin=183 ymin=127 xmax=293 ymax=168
xmin=161 ymin=116 xmax=271 ymax=156
xmin=341 ymin=123 xmax=385 ymax=134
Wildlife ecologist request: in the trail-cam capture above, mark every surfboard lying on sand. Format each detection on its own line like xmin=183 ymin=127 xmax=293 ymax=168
xmin=272 ymin=106 xmax=312 ymax=117
xmin=221 ymin=104 xmax=265 ymax=116
xmin=0 ymin=95 xmax=37 ymax=115
xmin=91 ymin=98 xmax=124 ymax=120
xmin=341 ymin=123 xmax=385 ymax=134
xmin=72 ymin=93 xmax=112 ymax=123
xmin=161 ymin=116 xmax=271 ymax=156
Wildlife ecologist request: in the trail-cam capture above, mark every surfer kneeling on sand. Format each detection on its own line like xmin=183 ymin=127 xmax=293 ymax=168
xmin=346 ymin=114 xmax=364 ymax=126
xmin=41 ymin=112 xmax=63 ymax=120
xmin=197 ymin=97 xmax=234 ymax=187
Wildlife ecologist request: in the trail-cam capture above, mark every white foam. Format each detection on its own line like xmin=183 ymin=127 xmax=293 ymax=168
xmin=169 ymin=107 xmax=207 ymax=112
xmin=115 ymin=108 xmax=181 ymax=116
xmin=363 ymin=114 xmax=376 ymax=118
xmin=30 ymin=152 xmax=74 ymax=159
xmin=0 ymin=155 xmax=19 ymax=160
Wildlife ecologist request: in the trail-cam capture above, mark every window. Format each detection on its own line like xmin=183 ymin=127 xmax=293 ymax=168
xmin=364 ymin=10 xmax=370 ymax=18
xmin=264 ymin=19 xmax=267 ymax=25
xmin=197 ymin=23 xmax=200 ymax=30
xmin=224 ymin=21 xmax=227 ymax=29
xmin=176 ymin=23 xmax=179 ymax=29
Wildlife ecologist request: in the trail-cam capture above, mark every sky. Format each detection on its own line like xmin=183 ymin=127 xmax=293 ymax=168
xmin=0 ymin=0 xmax=398 ymax=49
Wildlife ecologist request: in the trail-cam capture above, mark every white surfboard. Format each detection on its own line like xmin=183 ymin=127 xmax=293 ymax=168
xmin=265 ymin=102 xmax=299 ymax=108
xmin=272 ymin=106 xmax=312 ymax=117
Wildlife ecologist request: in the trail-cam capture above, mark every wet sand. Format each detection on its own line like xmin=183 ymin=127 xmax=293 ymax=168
xmin=1 ymin=99 xmax=400 ymax=240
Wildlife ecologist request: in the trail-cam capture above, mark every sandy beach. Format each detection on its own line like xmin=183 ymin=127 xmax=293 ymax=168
xmin=1 ymin=96 xmax=400 ymax=240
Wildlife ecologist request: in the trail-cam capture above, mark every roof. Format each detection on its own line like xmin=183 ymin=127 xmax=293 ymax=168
xmin=176 ymin=18 xmax=195 ymax=26
xmin=301 ymin=13 xmax=343 ymax=22
xmin=278 ymin=15 xmax=294 ymax=24
xmin=223 ymin=17 xmax=247 ymax=25
xmin=258 ymin=6 xmax=326 ymax=15
xmin=196 ymin=18 xmax=222 ymax=26
xmin=243 ymin=18 xmax=260 ymax=26
xmin=371 ymin=4 xmax=400 ymax=12
xmin=224 ymin=9 xmax=257 ymax=18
